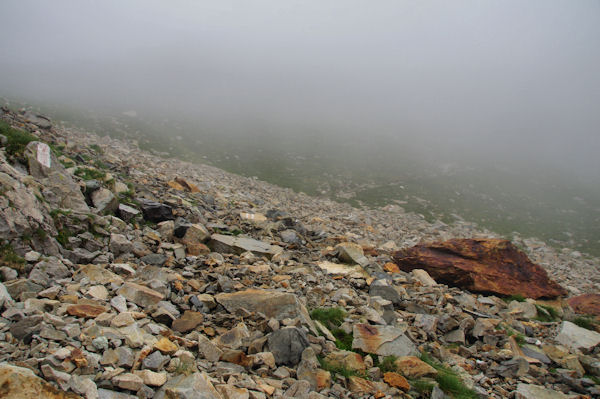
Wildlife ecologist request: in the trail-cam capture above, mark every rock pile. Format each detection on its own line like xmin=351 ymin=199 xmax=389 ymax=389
xmin=0 ymin=106 xmax=599 ymax=398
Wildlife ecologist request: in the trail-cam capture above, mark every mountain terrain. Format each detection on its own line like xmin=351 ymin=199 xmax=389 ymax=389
xmin=0 ymin=107 xmax=599 ymax=398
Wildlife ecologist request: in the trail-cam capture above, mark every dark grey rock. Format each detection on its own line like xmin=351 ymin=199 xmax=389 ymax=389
xmin=139 ymin=199 xmax=173 ymax=223
xmin=143 ymin=350 xmax=170 ymax=371
xmin=140 ymin=253 xmax=167 ymax=266
xmin=267 ymin=327 xmax=310 ymax=366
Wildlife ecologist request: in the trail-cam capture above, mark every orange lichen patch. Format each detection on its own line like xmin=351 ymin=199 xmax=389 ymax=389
xmin=383 ymin=372 xmax=410 ymax=391
xmin=384 ymin=262 xmax=400 ymax=273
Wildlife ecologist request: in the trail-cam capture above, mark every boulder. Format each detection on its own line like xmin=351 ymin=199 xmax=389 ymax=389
xmin=393 ymin=238 xmax=566 ymax=299
xmin=24 ymin=141 xmax=89 ymax=213
xmin=515 ymin=383 xmax=569 ymax=399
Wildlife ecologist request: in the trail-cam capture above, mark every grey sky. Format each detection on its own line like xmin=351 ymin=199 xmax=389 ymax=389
xmin=1 ymin=1 xmax=599 ymax=178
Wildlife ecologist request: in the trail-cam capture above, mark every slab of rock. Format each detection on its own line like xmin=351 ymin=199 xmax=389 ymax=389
xmin=118 ymin=204 xmax=140 ymax=222
xmin=556 ymin=321 xmax=600 ymax=351
xmin=0 ymin=362 xmax=81 ymax=398
xmin=117 ymin=282 xmax=164 ymax=308
xmin=393 ymin=238 xmax=567 ymax=299
xmin=383 ymin=372 xmax=410 ymax=391
xmin=172 ymin=310 xmax=204 ymax=333
xmin=352 ymin=324 xmax=418 ymax=357
xmin=515 ymin=383 xmax=569 ymax=399
xmin=567 ymin=294 xmax=600 ymax=318
xmin=316 ymin=261 xmax=368 ymax=278
xmin=110 ymin=233 xmax=133 ymax=257
xmin=209 ymin=234 xmax=282 ymax=259
xmin=215 ymin=289 xmax=316 ymax=332
xmin=67 ymin=304 xmax=106 ymax=318
xmin=24 ymin=141 xmax=89 ymax=213
xmin=153 ymin=372 xmax=222 ymax=399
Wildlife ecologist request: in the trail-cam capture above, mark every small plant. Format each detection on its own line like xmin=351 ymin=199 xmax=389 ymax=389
xmin=332 ymin=328 xmax=354 ymax=351
xmin=310 ymin=307 xmax=347 ymax=329
xmin=379 ymin=355 xmax=398 ymax=373
xmin=0 ymin=243 xmax=26 ymax=271
xmin=410 ymin=378 xmax=435 ymax=395
xmin=35 ymin=227 xmax=47 ymax=240
xmin=420 ymin=352 xmax=479 ymax=399
xmin=503 ymin=294 xmax=526 ymax=303
xmin=89 ymin=144 xmax=103 ymax=154
xmin=0 ymin=121 xmax=37 ymax=159
xmin=318 ymin=357 xmax=369 ymax=380
xmin=74 ymin=167 xmax=106 ymax=181
xmin=534 ymin=304 xmax=559 ymax=322
xmin=573 ymin=316 xmax=598 ymax=331
xmin=56 ymin=228 xmax=73 ymax=249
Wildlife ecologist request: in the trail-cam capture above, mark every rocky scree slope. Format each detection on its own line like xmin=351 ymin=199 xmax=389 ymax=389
xmin=0 ymin=107 xmax=599 ymax=399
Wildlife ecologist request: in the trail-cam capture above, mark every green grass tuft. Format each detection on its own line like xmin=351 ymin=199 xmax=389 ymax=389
xmin=331 ymin=328 xmax=354 ymax=351
xmin=534 ymin=304 xmax=560 ymax=322
xmin=317 ymin=356 xmax=369 ymax=380
xmin=573 ymin=316 xmax=598 ymax=331
xmin=0 ymin=121 xmax=37 ymax=159
xmin=0 ymin=243 xmax=26 ymax=271
xmin=379 ymin=355 xmax=398 ymax=373
xmin=310 ymin=307 xmax=346 ymax=329
xmin=420 ymin=352 xmax=480 ymax=399
xmin=503 ymin=294 xmax=526 ymax=303
xmin=74 ymin=167 xmax=106 ymax=181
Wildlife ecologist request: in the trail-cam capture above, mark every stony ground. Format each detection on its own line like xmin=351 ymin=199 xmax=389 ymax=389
xmin=0 ymin=107 xmax=599 ymax=399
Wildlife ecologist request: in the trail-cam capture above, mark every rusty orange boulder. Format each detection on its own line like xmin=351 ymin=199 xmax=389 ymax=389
xmin=393 ymin=238 xmax=566 ymax=299
xmin=568 ymin=294 xmax=600 ymax=318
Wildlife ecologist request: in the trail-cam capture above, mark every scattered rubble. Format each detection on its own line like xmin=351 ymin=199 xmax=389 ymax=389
xmin=0 ymin=107 xmax=599 ymax=398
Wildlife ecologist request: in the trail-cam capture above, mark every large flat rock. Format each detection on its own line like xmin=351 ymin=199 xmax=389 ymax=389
xmin=556 ymin=321 xmax=600 ymax=351
xmin=0 ymin=362 xmax=82 ymax=398
xmin=567 ymin=294 xmax=600 ymax=318
xmin=393 ymin=238 xmax=566 ymax=299
xmin=209 ymin=234 xmax=282 ymax=259
xmin=215 ymin=289 xmax=315 ymax=333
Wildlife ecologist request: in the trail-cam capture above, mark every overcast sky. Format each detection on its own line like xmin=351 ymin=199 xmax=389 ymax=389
xmin=1 ymin=1 xmax=599 ymax=179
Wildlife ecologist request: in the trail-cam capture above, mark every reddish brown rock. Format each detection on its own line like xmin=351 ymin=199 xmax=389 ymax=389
xmin=393 ymin=238 xmax=566 ymax=299
xmin=568 ymin=294 xmax=600 ymax=318
xmin=383 ymin=372 xmax=410 ymax=391
xmin=66 ymin=304 xmax=106 ymax=318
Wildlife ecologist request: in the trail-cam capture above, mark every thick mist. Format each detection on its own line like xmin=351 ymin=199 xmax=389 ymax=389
xmin=1 ymin=0 xmax=599 ymax=180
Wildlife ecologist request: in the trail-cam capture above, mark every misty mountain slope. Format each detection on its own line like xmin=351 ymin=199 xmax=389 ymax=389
xmin=22 ymin=101 xmax=600 ymax=257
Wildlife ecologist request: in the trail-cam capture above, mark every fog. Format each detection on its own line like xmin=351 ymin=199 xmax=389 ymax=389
xmin=1 ymin=0 xmax=599 ymax=180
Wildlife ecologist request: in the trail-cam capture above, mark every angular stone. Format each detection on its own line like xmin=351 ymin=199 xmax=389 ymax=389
xmin=110 ymin=233 xmax=133 ymax=257
xmin=316 ymin=261 xmax=368 ymax=278
xmin=394 ymin=356 xmax=438 ymax=379
xmin=216 ymin=384 xmax=250 ymax=399
xmin=67 ymin=304 xmax=106 ymax=318
xmin=508 ymin=300 xmax=538 ymax=319
xmin=92 ymin=188 xmax=119 ymax=214
xmin=88 ymin=285 xmax=109 ymax=301
xmin=133 ymin=370 xmax=167 ymax=387
xmin=139 ymin=199 xmax=173 ymax=223
xmin=296 ymin=347 xmax=331 ymax=391
xmin=352 ymin=324 xmax=418 ymax=357
xmin=556 ymin=321 xmax=600 ymax=351
xmin=98 ymin=388 xmax=137 ymax=399
xmin=336 ymin=242 xmax=369 ymax=266
xmin=76 ymin=264 xmax=123 ymax=285
xmin=383 ymin=372 xmax=410 ymax=391
xmin=197 ymin=333 xmax=223 ymax=362
xmin=348 ymin=376 xmax=376 ymax=395
xmin=411 ymin=269 xmax=437 ymax=286
xmin=393 ymin=238 xmax=567 ymax=299
xmin=142 ymin=350 xmax=170 ymax=371
xmin=172 ymin=310 xmax=204 ymax=333
xmin=209 ymin=234 xmax=282 ymax=259
xmin=154 ymin=337 xmax=178 ymax=355
xmin=117 ymin=282 xmax=164 ymax=307
xmin=0 ymin=362 xmax=81 ymax=398
xmin=179 ymin=223 xmax=210 ymax=245
xmin=154 ymin=372 xmax=222 ymax=399
xmin=118 ymin=204 xmax=140 ymax=222
xmin=267 ymin=328 xmax=310 ymax=366
xmin=112 ymin=373 xmax=144 ymax=391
